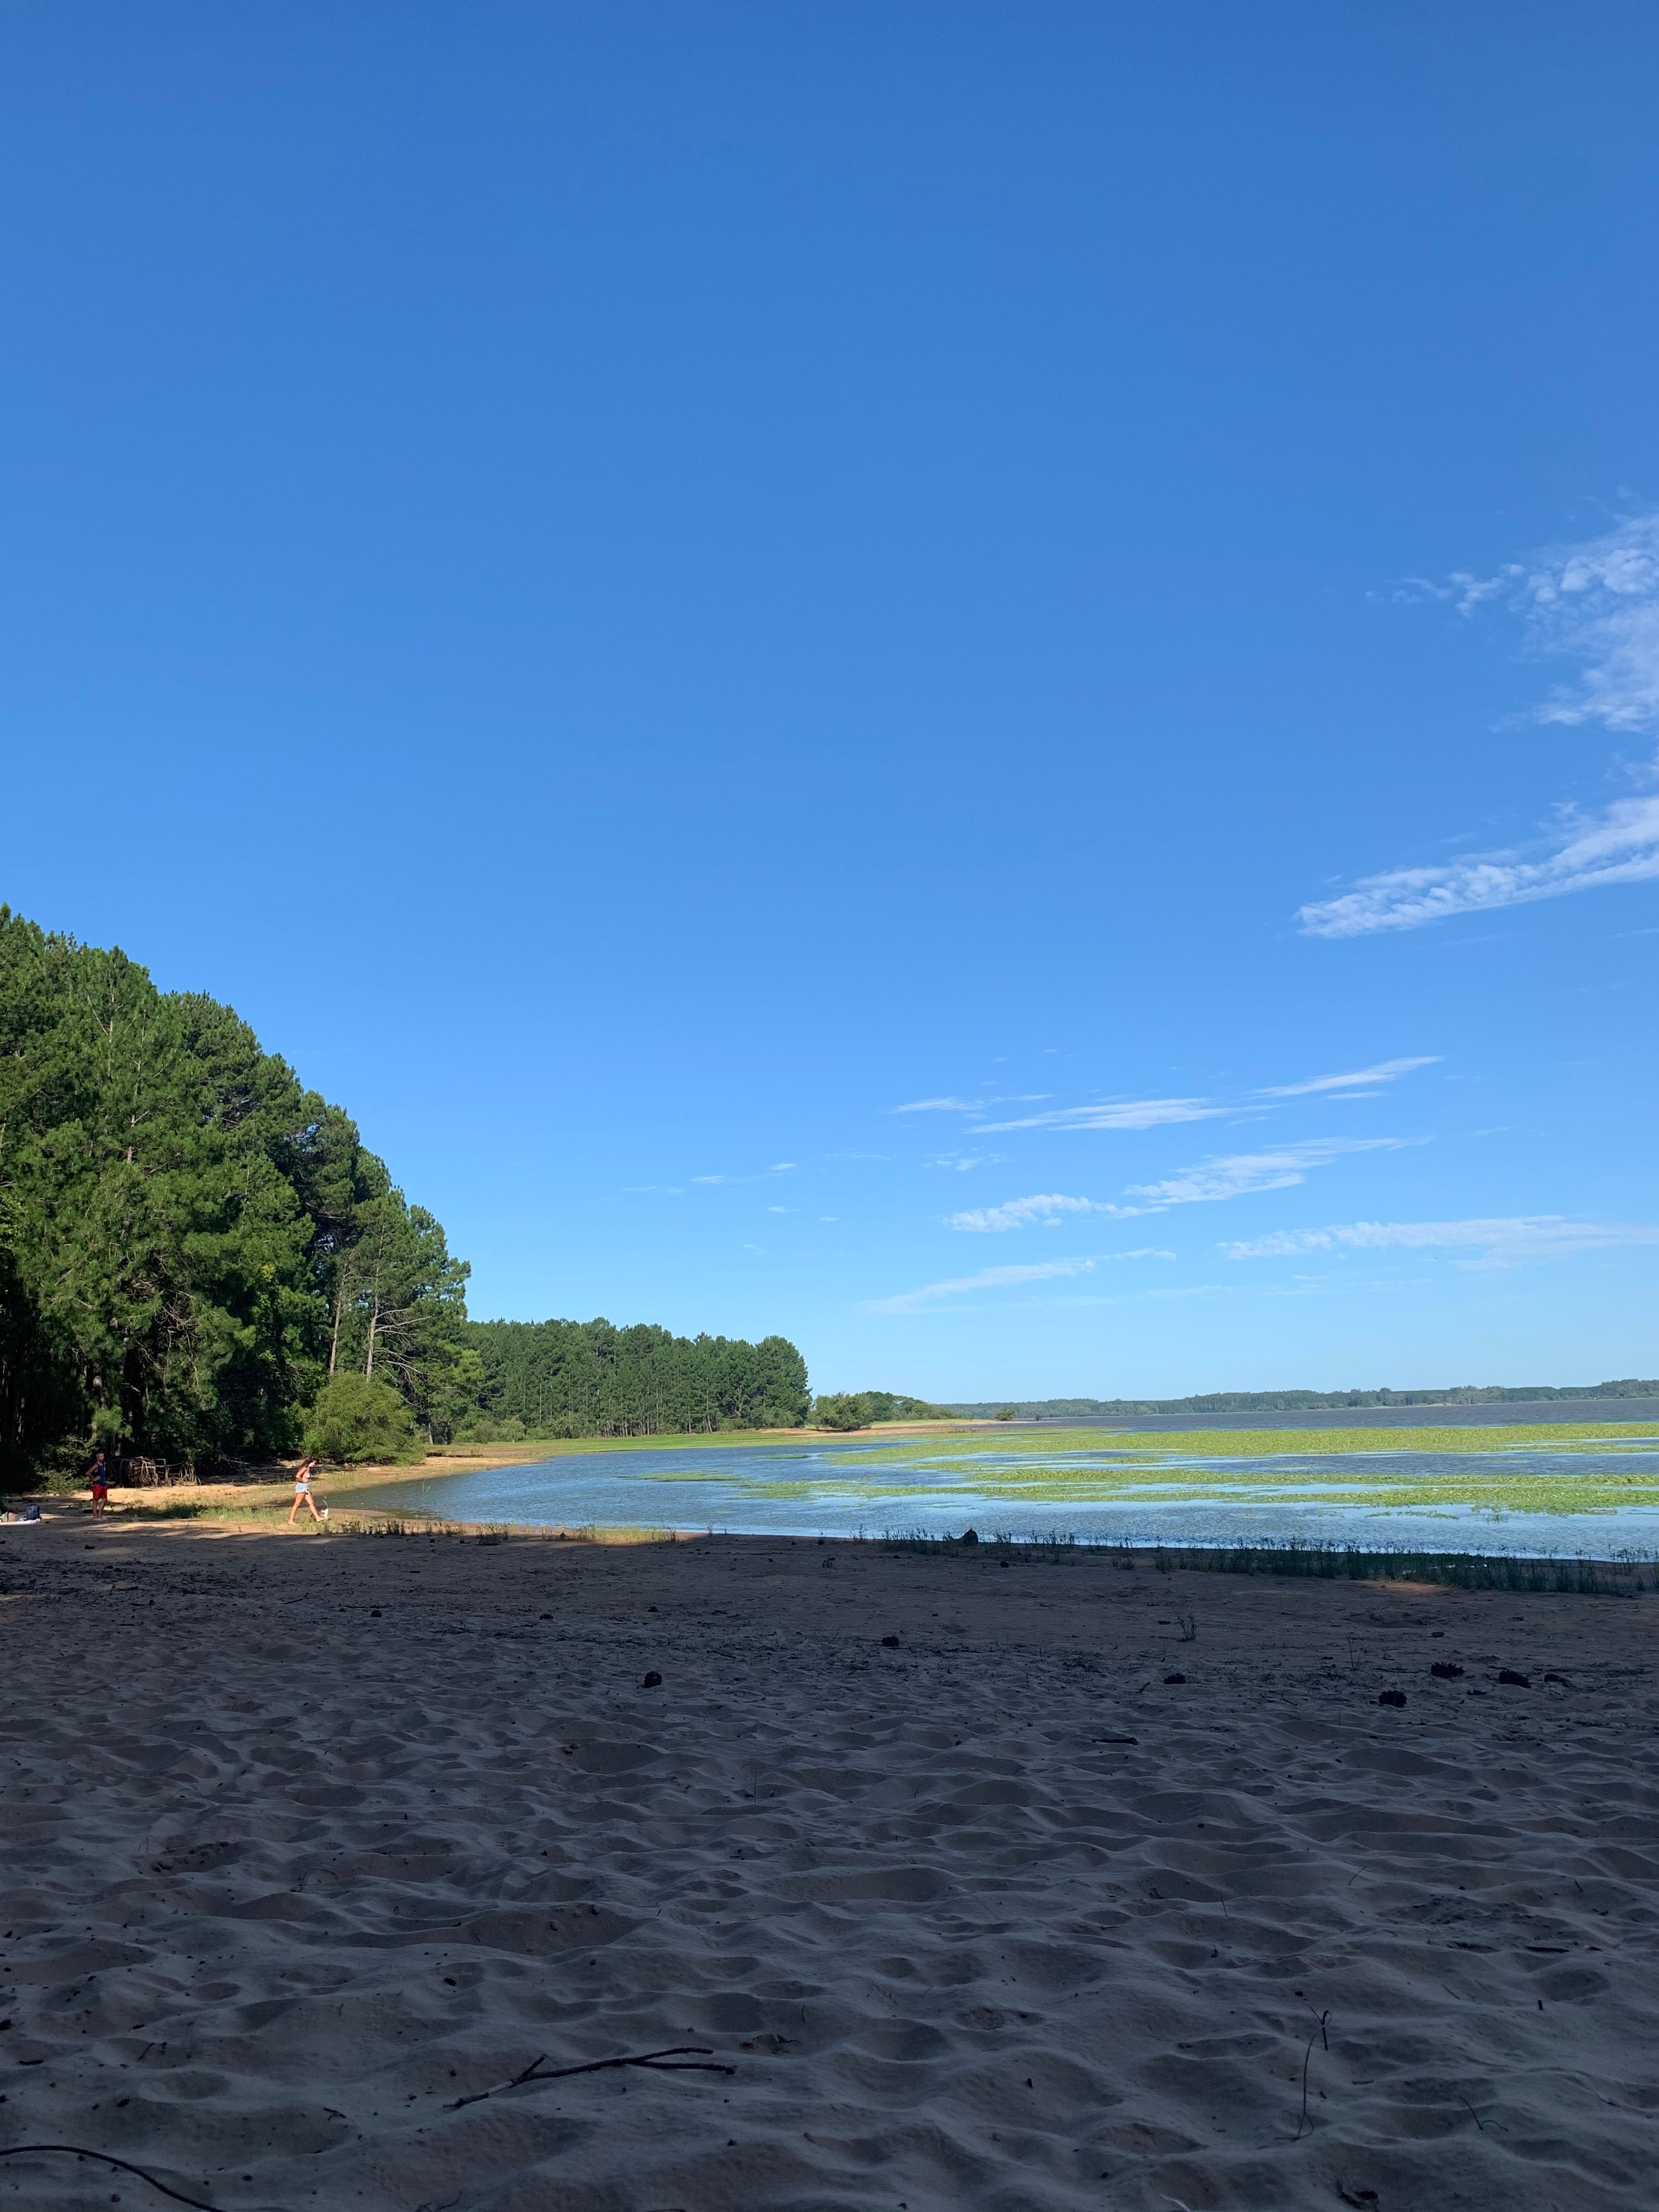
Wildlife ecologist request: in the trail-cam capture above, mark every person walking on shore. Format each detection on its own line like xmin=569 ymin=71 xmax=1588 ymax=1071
xmin=289 ymin=1456 xmax=323 ymax=1527
xmin=87 ymin=1450 xmax=110 ymax=1519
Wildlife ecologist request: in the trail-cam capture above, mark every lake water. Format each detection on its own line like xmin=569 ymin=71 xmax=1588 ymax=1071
xmin=348 ymin=1416 xmax=1659 ymax=1558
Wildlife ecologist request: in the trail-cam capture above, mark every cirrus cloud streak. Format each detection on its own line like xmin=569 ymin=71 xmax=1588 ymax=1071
xmin=866 ymin=1251 xmax=1172 ymax=1314
xmin=1126 ymin=1137 xmax=1413 ymax=1207
xmin=971 ymin=1097 xmax=1226 ymax=1134
xmin=945 ymin=1139 xmax=1413 ymax=1231
xmin=1299 ymin=786 xmax=1659 ymax=938
xmin=1222 ymin=1216 xmax=1659 ymax=1270
xmin=946 ymin=1193 xmax=1116 ymax=1233
xmin=1255 ymin=1057 xmax=1440 ymax=1096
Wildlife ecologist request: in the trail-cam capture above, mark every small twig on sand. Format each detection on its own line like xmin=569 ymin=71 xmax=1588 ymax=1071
xmin=1302 ymin=2000 xmax=1330 ymax=2050
xmin=0 ymin=2145 xmax=222 ymax=2211
xmin=449 ymin=2046 xmax=735 ymax=2109
xmin=1294 ymin=2014 xmax=1329 ymax=2140
xmin=1458 ymin=2092 xmax=1485 ymax=2130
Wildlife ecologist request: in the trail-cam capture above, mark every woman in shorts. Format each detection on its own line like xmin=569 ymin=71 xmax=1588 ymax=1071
xmin=289 ymin=1456 xmax=323 ymax=1527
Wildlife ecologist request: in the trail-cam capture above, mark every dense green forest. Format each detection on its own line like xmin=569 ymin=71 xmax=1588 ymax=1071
xmin=952 ymin=1381 xmax=1659 ymax=1419
xmin=0 ymin=909 xmax=472 ymax=1478
xmin=462 ymin=1317 xmax=811 ymax=1438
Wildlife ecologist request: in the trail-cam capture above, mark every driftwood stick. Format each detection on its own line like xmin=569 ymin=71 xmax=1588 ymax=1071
xmin=1294 ymin=2028 xmax=1318 ymax=2139
xmin=0 ymin=2145 xmax=222 ymax=2211
xmin=449 ymin=2045 xmax=735 ymax=2109
xmin=1291 ymin=2005 xmax=1331 ymax=2141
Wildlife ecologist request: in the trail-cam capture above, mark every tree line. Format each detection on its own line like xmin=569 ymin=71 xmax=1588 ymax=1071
xmin=456 ymin=1338 xmax=956 ymax=1442
xmin=462 ymin=1317 xmax=811 ymax=1439
xmin=0 ymin=909 xmax=472 ymax=1479
xmin=950 ymin=1381 xmax=1659 ymax=1419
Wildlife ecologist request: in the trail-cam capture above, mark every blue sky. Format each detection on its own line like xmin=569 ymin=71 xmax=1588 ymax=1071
xmin=4 ymin=2 xmax=1657 ymax=1398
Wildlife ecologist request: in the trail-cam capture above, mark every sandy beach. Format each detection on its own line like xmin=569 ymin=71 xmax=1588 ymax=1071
xmin=2 ymin=1516 xmax=1655 ymax=2211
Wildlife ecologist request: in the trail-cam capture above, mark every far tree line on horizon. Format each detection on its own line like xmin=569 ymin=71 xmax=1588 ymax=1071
xmin=957 ymin=1382 xmax=1658 ymax=1419
xmin=0 ymin=911 xmax=951 ymax=1481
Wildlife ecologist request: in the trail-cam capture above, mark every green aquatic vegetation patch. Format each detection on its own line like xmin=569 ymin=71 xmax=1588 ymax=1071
xmin=875 ymin=1462 xmax=1659 ymax=1516
xmin=620 ymin=1437 xmax=1659 ymax=1517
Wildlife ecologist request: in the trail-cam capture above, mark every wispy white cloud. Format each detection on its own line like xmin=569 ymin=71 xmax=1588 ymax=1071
xmin=1307 ymin=513 xmax=1659 ymax=937
xmin=1255 ymin=1057 xmax=1440 ymax=1097
xmin=867 ymin=1251 xmax=1173 ymax=1314
xmin=927 ymin=1152 xmax=1007 ymax=1172
xmin=946 ymin=1139 xmax=1411 ymax=1229
xmin=946 ymin=1192 xmax=1116 ymax=1233
xmin=1512 ymin=514 xmax=1659 ymax=731
xmin=899 ymin=1064 xmax=1434 ymax=1140
xmin=867 ymin=1256 xmax=1098 ymax=1313
xmin=1299 ymin=785 xmax=1659 ymax=938
xmin=973 ymin=1097 xmax=1226 ymax=1134
xmin=623 ymin=1184 xmax=685 ymax=1195
xmin=1402 ymin=512 xmax=1659 ymax=727
xmin=1221 ymin=1216 xmax=1659 ymax=1269
xmin=690 ymin=1163 xmax=798 ymax=1185
xmin=1126 ymin=1137 xmax=1410 ymax=1208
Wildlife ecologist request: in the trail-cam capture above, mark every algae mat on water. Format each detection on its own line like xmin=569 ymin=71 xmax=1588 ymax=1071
xmin=825 ymin=1462 xmax=1659 ymax=1516
xmin=610 ymin=1423 xmax=1659 ymax=1519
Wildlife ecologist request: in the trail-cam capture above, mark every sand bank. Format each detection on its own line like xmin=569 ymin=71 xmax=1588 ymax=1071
xmin=1 ymin=1516 xmax=1655 ymax=2209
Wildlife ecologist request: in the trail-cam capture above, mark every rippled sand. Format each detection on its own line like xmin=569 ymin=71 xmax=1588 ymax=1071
xmin=2 ymin=1518 xmax=1655 ymax=2210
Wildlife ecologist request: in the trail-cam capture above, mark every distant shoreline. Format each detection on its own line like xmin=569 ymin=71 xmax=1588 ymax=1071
xmin=951 ymin=1385 xmax=1659 ymax=1421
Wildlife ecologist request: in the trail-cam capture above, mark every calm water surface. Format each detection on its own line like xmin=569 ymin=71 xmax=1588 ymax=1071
xmin=349 ymin=1418 xmax=1659 ymax=1556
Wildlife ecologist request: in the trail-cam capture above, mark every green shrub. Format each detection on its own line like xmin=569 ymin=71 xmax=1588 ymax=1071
xmin=452 ymin=1413 xmax=527 ymax=1444
xmin=814 ymin=1393 xmax=870 ymax=1431
xmin=302 ymin=1374 xmax=423 ymax=1465
xmin=814 ymin=1389 xmax=956 ymax=1430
